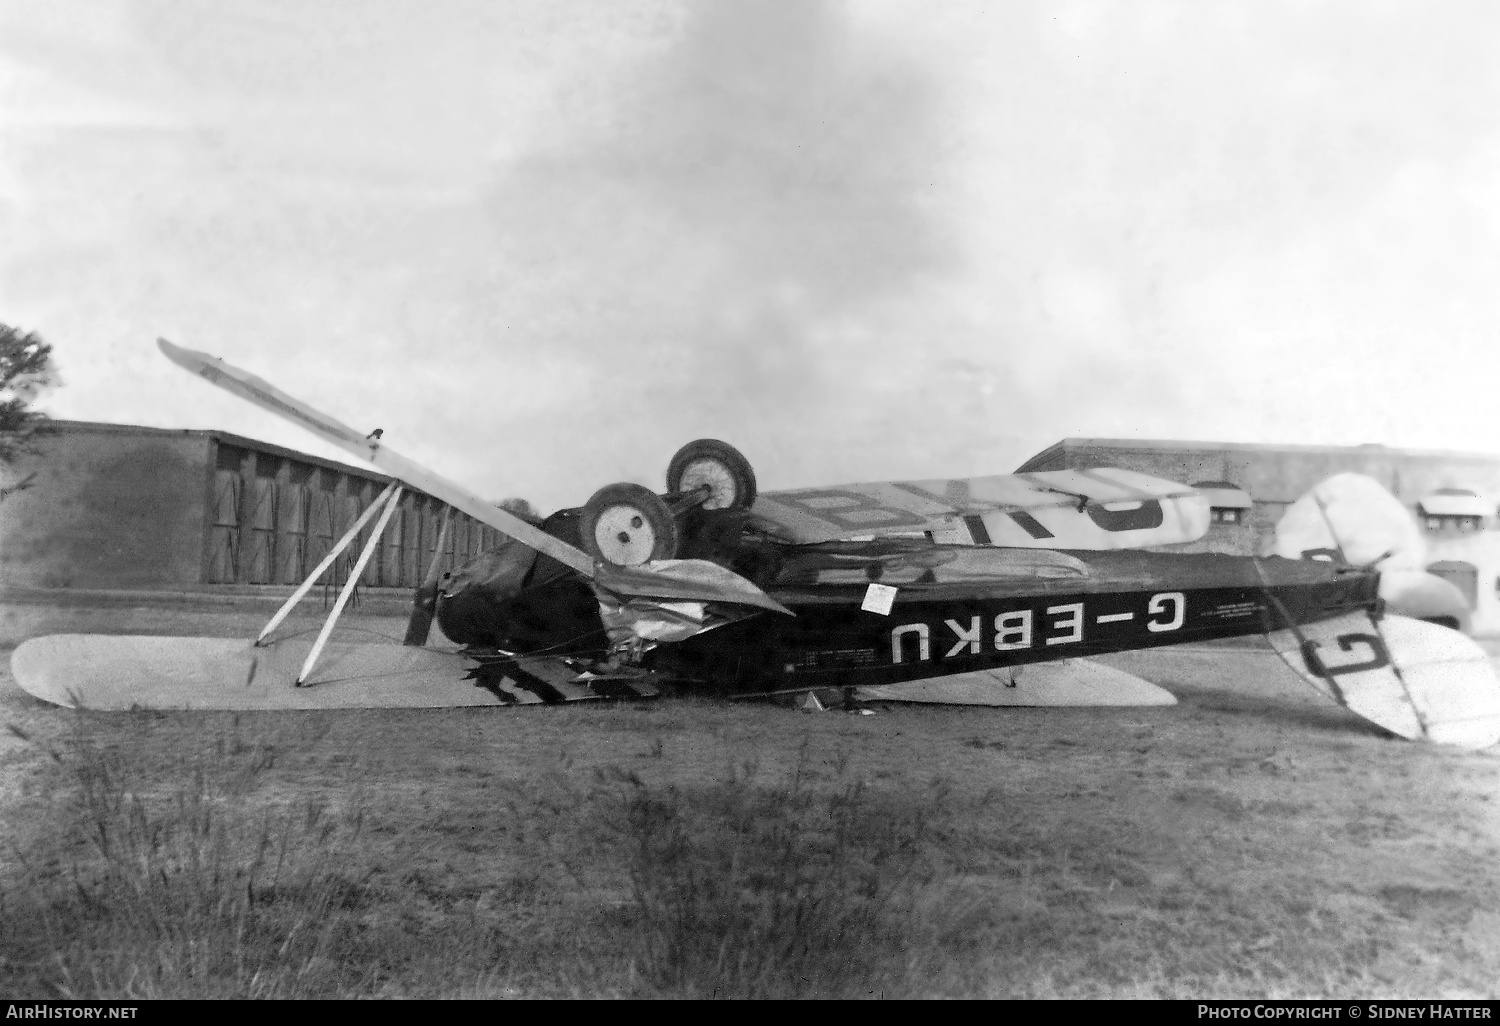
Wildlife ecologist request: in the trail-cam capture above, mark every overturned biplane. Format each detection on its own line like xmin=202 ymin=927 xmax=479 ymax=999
xmin=9 ymin=339 xmax=1500 ymax=749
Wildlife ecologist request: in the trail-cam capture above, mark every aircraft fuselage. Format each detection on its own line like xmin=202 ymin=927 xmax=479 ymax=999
xmin=437 ymin=525 xmax=1380 ymax=698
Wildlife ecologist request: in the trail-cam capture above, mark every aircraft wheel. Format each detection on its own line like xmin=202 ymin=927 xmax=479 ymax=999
xmin=666 ymin=439 xmax=757 ymax=511
xmin=580 ymin=483 xmax=680 ymax=567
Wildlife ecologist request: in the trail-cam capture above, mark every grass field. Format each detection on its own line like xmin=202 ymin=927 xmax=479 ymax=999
xmin=3 ymin=616 xmax=1499 ymax=998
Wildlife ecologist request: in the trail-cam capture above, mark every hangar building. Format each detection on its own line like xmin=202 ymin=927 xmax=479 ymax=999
xmin=7 ymin=423 xmax=1500 ymax=636
xmin=0 ymin=420 xmax=506 ymax=595
xmin=1019 ymin=438 xmax=1500 ymax=634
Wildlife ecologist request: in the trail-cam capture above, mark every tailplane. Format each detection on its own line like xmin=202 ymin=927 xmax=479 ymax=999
xmin=1271 ymin=472 xmax=1469 ymax=631
xmin=1264 ymin=474 xmax=1497 ymax=747
xmin=1267 ymin=610 xmax=1500 ymax=749
xmin=1270 ymin=472 xmax=1424 ymax=570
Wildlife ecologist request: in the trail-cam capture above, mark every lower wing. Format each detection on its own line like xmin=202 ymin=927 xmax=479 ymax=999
xmin=8 ymin=634 xmax=660 ymax=710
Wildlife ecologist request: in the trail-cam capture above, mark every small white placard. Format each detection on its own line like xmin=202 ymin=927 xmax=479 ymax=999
xmin=861 ymin=582 xmax=898 ymax=616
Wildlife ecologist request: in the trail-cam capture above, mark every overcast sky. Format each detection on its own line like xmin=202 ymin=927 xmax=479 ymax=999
xmin=3 ymin=0 xmax=1499 ymax=512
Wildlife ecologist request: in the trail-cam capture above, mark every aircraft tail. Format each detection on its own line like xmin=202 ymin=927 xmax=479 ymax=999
xmin=1261 ymin=473 xmax=1498 ymax=747
xmin=1270 ymin=472 xmax=1469 ymax=630
xmin=1269 ymin=472 xmax=1424 ymax=569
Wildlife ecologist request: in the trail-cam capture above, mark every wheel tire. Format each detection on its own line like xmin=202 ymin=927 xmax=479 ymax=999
xmin=666 ymin=439 xmax=757 ymax=511
xmin=580 ymin=483 xmax=680 ymax=567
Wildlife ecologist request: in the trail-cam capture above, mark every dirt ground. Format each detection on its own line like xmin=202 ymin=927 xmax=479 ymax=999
xmin=2 ymin=609 xmax=1498 ymax=997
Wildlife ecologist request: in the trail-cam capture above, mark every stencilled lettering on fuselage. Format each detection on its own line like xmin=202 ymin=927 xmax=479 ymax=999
xmin=1203 ymin=600 xmax=1262 ymax=621
xmin=787 ymin=648 xmax=881 ymax=672
xmin=888 ymin=592 xmax=1187 ymax=664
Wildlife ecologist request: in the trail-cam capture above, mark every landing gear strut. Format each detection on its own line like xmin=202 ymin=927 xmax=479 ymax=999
xmin=578 ymin=440 xmax=758 ymax=568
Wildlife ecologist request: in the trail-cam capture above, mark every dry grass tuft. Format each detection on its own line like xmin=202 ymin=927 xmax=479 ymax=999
xmin=612 ymin=751 xmax=950 ymax=998
xmin=4 ymin=642 xmax=1500 ymax=998
xmin=4 ymin=726 xmax=375 ymax=998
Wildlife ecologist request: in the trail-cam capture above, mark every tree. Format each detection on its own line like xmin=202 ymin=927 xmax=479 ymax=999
xmin=0 ymin=323 xmax=54 ymax=499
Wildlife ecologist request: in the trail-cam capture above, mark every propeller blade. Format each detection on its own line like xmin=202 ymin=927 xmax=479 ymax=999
xmin=403 ymin=508 xmax=453 ymax=647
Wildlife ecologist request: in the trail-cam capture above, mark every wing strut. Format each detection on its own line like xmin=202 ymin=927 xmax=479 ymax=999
xmin=296 ymin=484 xmax=404 ymax=687
xmin=159 ymin=337 xmax=791 ymax=616
xmin=257 ymin=480 xmax=401 ymax=646
xmin=157 ymin=337 xmax=594 ymax=575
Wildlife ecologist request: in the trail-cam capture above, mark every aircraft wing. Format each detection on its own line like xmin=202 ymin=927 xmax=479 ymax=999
xmin=750 ymin=468 xmax=1210 ymax=549
xmin=157 ymin=338 xmax=596 ymax=575
xmin=7 ymin=635 xmax=665 ymax=710
xmin=157 ymin=338 xmax=790 ymax=616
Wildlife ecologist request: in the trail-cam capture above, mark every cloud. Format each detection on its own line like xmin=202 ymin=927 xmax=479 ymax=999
xmin=475 ymin=0 xmax=964 ymax=491
xmin=8 ymin=1 xmax=1500 ymax=511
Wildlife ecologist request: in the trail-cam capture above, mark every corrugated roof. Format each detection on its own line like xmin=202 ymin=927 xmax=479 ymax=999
xmin=1024 ymin=436 xmax=1500 ymax=463
xmin=42 ymin=418 xmax=386 ymax=482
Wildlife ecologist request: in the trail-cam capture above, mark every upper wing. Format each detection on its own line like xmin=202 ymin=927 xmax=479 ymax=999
xmin=750 ymin=468 xmax=1210 ymax=550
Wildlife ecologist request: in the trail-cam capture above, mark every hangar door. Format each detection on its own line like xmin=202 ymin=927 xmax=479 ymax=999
xmin=204 ymin=441 xmax=503 ymax=587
